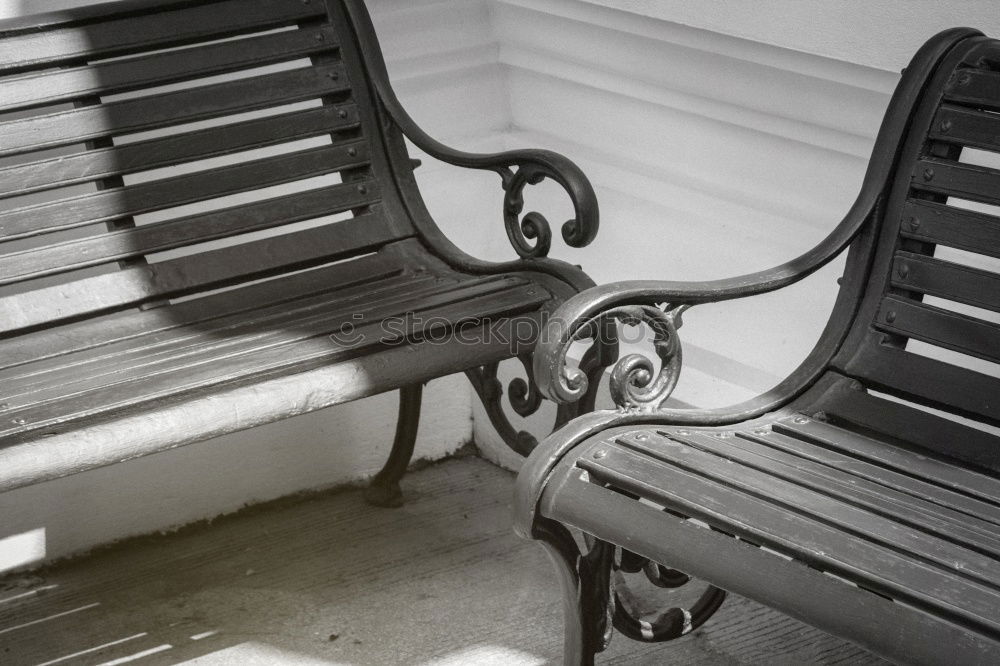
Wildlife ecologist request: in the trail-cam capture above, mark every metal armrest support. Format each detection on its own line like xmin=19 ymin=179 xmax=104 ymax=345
xmin=341 ymin=0 xmax=598 ymax=259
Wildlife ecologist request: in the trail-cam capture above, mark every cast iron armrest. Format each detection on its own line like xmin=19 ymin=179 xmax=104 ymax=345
xmin=531 ymin=25 xmax=984 ymax=411
xmin=533 ymin=188 xmax=883 ymax=412
xmin=342 ymin=0 xmax=598 ymax=259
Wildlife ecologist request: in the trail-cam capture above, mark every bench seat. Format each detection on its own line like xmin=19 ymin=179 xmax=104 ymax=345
xmin=537 ymin=373 xmax=1000 ymax=661
xmin=0 ymin=241 xmax=566 ymax=491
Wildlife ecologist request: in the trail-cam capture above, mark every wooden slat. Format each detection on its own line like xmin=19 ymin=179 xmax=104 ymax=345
xmin=2 ymin=275 xmax=520 ymax=406
xmin=0 ymin=25 xmax=338 ymax=113
xmin=817 ymin=376 xmax=1000 ymax=473
xmin=0 ymin=63 xmax=348 ymax=157
xmin=0 ymin=141 xmax=368 ymax=241
xmin=0 ymin=272 xmax=442 ymax=388
xmin=0 ymin=104 xmax=361 ymax=199
xmin=0 ymin=180 xmax=380 ymax=286
xmin=944 ymin=68 xmax=1000 ymax=112
xmin=931 ymin=104 xmax=1000 ymax=152
xmin=841 ymin=343 xmax=1000 ymax=426
xmin=656 ymin=429 xmax=1000 ymax=556
xmin=0 ymin=0 xmax=327 ymax=73
xmin=0 ymin=212 xmax=404 ymax=334
xmin=543 ymin=471 xmax=1000 ymax=664
xmin=613 ymin=431 xmax=1000 ymax=579
xmin=732 ymin=428 xmax=1000 ymax=525
xmin=2 ymin=273 xmax=454 ymax=400
xmin=876 ymin=295 xmax=1000 ymax=363
xmin=0 ymin=284 xmax=546 ymax=440
xmin=901 ymin=200 xmax=1000 ymax=260
xmin=772 ymin=416 xmax=1000 ymax=507
xmin=577 ymin=445 xmax=1000 ymax=635
xmin=0 ymin=250 xmax=407 ymax=372
xmin=912 ymin=158 xmax=1000 ymax=207
xmin=892 ymin=251 xmax=1000 ymax=312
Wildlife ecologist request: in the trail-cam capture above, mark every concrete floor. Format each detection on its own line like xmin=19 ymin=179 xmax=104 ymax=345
xmin=0 ymin=456 xmax=885 ymax=665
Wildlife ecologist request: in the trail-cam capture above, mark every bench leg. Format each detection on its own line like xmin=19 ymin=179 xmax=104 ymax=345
xmin=363 ymin=384 xmax=423 ymax=508
xmin=533 ymin=518 xmax=613 ymax=665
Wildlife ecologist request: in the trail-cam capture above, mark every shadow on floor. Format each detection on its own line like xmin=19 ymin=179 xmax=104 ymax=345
xmin=0 ymin=458 xmax=885 ymax=665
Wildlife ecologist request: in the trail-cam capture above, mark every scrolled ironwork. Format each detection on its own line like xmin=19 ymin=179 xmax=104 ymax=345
xmin=342 ymin=0 xmax=599 ymax=260
xmin=466 ymin=358 xmax=540 ymax=457
xmin=540 ymin=303 xmax=689 ymax=413
xmin=466 ymin=346 xmax=610 ymax=456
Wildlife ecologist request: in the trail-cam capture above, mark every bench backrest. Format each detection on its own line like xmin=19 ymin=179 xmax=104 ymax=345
xmin=835 ymin=35 xmax=1000 ymax=429
xmin=0 ymin=0 xmax=412 ymax=336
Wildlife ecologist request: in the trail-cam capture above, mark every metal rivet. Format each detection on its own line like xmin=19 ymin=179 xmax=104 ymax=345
xmin=593 ymin=449 xmax=607 ymax=459
xmin=315 ymin=33 xmax=324 ymax=42
xmin=357 ymin=185 xmax=368 ymax=195
xmin=328 ymin=72 xmax=339 ymax=80
xmin=908 ymin=216 xmax=920 ymax=231
xmin=957 ymin=71 xmax=971 ymax=86
xmin=347 ymin=147 xmax=358 ymax=157
xmin=0 ymin=403 xmax=7 ymax=410
xmin=753 ymin=428 xmax=769 ymax=436
xmin=923 ymin=168 xmax=935 ymax=181
xmin=897 ymin=264 xmax=909 ymax=279
xmin=12 ymin=417 xmax=26 ymax=425
xmin=635 ymin=433 xmax=649 ymax=441
xmin=939 ymin=119 xmax=953 ymax=133
xmin=338 ymin=109 xmax=349 ymax=119
xmin=526 ymin=289 xmax=536 ymax=295
xmin=676 ymin=429 xmax=690 ymax=436
xmin=886 ymin=310 xmax=897 ymax=324
xmin=793 ymin=416 xmax=809 ymax=424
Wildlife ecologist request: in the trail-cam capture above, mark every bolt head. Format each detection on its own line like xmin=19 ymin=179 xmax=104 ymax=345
xmin=923 ymin=168 xmax=935 ymax=181
xmin=12 ymin=417 xmax=26 ymax=425
xmin=347 ymin=147 xmax=358 ymax=157
xmin=753 ymin=428 xmax=769 ymax=435
xmin=635 ymin=433 xmax=649 ymax=441
xmin=593 ymin=449 xmax=607 ymax=459
xmin=338 ymin=109 xmax=349 ymax=119
xmin=908 ymin=217 xmax=920 ymax=231
xmin=793 ymin=416 xmax=809 ymax=424
xmin=939 ymin=119 xmax=953 ymax=133
xmin=675 ymin=429 xmax=690 ymax=436
xmin=886 ymin=310 xmax=897 ymax=324
xmin=357 ymin=185 xmax=368 ymax=195
xmin=897 ymin=264 xmax=909 ymax=279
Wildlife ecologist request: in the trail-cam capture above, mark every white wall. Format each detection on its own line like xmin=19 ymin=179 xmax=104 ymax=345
xmin=3 ymin=0 xmax=998 ymax=564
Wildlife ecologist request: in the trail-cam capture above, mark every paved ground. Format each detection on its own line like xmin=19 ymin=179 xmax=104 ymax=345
xmin=0 ymin=456 xmax=884 ymax=665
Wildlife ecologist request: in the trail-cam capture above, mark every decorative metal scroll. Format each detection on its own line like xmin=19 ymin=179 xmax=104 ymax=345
xmin=550 ymin=304 xmax=689 ymax=412
xmin=583 ymin=535 xmax=726 ymax=645
xmin=467 ymin=345 xmax=609 ymax=456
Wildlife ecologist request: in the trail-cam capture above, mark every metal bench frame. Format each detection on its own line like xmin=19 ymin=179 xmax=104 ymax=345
xmin=516 ymin=28 xmax=1000 ymax=665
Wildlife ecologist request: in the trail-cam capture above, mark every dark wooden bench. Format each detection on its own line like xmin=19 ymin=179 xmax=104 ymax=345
xmin=515 ymin=28 xmax=1000 ymax=665
xmin=0 ymin=0 xmax=605 ymax=506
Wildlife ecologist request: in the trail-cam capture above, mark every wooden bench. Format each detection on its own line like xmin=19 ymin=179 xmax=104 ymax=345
xmin=0 ymin=0 xmax=605 ymax=506
xmin=515 ymin=28 xmax=1000 ymax=665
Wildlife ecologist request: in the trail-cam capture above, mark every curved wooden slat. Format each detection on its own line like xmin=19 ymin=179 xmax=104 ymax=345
xmin=0 ymin=0 xmax=326 ymax=73
xmin=0 ymin=142 xmax=368 ymax=241
xmin=0 ymin=64 xmax=348 ymax=157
